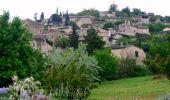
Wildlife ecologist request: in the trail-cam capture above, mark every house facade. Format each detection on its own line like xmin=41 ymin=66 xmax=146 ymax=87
xmin=112 ymin=45 xmax=146 ymax=65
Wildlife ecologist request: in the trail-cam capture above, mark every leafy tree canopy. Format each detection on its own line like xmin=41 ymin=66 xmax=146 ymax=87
xmin=84 ymin=27 xmax=105 ymax=54
xmin=0 ymin=12 xmax=45 ymax=87
xmin=77 ymin=9 xmax=100 ymax=18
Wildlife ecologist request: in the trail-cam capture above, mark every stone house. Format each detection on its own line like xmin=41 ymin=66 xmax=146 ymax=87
xmin=97 ymin=28 xmax=111 ymax=47
xmin=23 ymin=18 xmax=44 ymax=35
xmin=112 ymin=45 xmax=146 ymax=65
xmin=23 ymin=19 xmax=57 ymax=53
xmin=138 ymin=15 xmax=149 ymax=24
xmin=118 ymin=20 xmax=150 ymax=36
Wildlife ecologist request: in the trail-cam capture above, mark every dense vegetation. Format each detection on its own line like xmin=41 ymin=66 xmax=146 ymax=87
xmin=0 ymin=12 xmax=45 ymax=87
xmin=1 ymin=2 xmax=170 ymax=99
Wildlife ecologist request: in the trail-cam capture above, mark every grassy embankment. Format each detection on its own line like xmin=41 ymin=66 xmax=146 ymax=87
xmin=89 ymin=76 xmax=170 ymax=100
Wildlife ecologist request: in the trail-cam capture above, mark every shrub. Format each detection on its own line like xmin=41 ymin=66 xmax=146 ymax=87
xmin=119 ymin=58 xmax=150 ymax=78
xmin=8 ymin=76 xmax=43 ymax=100
xmin=93 ymin=48 xmax=119 ymax=80
xmin=43 ymin=45 xmax=101 ymax=99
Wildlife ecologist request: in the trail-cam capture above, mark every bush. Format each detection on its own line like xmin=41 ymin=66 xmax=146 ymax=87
xmin=93 ymin=48 xmax=119 ymax=80
xmin=43 ymin=45 xmax=101 ymax=99
xmin=8 ymin=76 xmax=43 ymax=100
xmin=119 ymin=58 xmax=150 ymax=78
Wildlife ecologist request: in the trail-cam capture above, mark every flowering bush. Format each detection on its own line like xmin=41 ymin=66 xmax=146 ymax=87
xmin=8 ymin=76 xmax=44 ymax=100
xmin=0 ymin=87 xmax=8 ymax=95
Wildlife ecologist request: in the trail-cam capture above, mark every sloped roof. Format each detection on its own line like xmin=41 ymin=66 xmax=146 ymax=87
xmin=23 ymin=18 xmax=44 ymax=35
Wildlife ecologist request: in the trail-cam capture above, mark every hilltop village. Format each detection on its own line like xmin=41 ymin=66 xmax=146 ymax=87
xmin=2 ymin=0 xmax=170 ymax=99
xmin=23 ymin=1 xmax=159 ymax=65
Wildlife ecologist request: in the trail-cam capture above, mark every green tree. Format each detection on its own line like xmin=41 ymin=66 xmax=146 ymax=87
xmin=93 ymin=49 xmax=119 ymax=80
xmin=55 ymin=36 xmax=70 ymax=48
xmin=77 ymin=9 xmax=100 ymax=18
xmin=50 ymin=13 xmax=62 ymax=25
xmin=44 ymin=45 xmax=101 ymax=99
xmin=69 ymin=24 xmax=79 ymax=49
xmin=145 ymin=35 xmax=169 ymax=75
xmin=84 ymin=27 xmax=105 ymax=54
xmin=132 ymin=8 xmax=141 ymax=16
xmin=40 ymin=12 xmax=44 ymax=22
xmin=108 ymin=4 xmax=117 ymax=13
xmin=65 ymin=11 xmax=70 ymax=26
xmin=121 ymin=7 xmax=131 ymax=17
xmin=0 ymin=12 xmax=45 ymax=87
xmin=149 ymin=23 xmax=165 ymax=33
xmin=103 ymin=22 xmax=114 ymax=29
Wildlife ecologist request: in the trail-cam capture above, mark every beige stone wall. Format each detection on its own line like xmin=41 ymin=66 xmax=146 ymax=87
xmin=112 ymin=46 xmax=146 ymax=65
xmin=23 ymin=19 xmax=44 ymax=35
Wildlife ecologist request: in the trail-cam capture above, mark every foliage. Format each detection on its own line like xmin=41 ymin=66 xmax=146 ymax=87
xmin=103 ymin=20 xmax=124 ymax=30
xmin=50 ymin=13 xmax=62 ymax=25
xmin=68 ymin=21 xmax=80 ymax=30
xmin=69 ymin=23 xmax=79 ymax=49
xmin=149 ymin=16 xmax=157 ymax=23
xmin=121 ymin=7 xmax=131 ymax=17
xmin=65 ymin=11 xmax=70 ymax=26
xmin=103 ymin=22 xmax=114 ymax=29
xmin=144 ymin=34 xmax=170 ymax=81
xmin=114 ymin=20 xmax=125 ymax=26
xmin=89 ymin=76 xmax=170 ymax=100
xmin=149 ymin=23 xmax=165 ymax=33
xmin=164 ymin=16 xmax=170 ymax=23
xmin=55 ymin=36 xmax=70 ymax=48
xmin=93 ymin=48 xmax=119 ymax=80
xmin=8 ymin=76 xmax=43 ymax=100
xmin=116 ymin=37 xmax=130 ymax=46
xmin=119 ymin=58 xmax=150 ymax=78
xmin=131 ymin=8 xmax=141 ymax=16
xmin=40 ymin=12 xmax=44 ymax=22
xmin=77 ymin=9 xmax=100 ymax=18
xmin=84 ymin=27 xmax=105 ymax=54
xmin=131 ymin=33 xmax=151 ymax=48
xmin=0 ymin=12 xmax=45 ymax=87
xmin=43 ymin=45 xmax=101 ymax=99
xmin=108 ymin=4 xmax=117 ymax=13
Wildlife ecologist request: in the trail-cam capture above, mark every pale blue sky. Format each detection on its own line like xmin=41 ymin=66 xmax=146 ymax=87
xmin=0 ymin=0 xmax=169 ymax=19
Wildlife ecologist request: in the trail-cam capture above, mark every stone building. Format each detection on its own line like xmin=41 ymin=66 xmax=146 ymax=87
xmin=112 ymin=45 xmax=146 ymax=65
xmin=118 ymin=20 xmax=150 ymax=36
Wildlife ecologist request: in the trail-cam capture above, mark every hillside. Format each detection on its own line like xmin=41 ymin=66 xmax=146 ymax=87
xmin=89 ymin=76 xmax=170 ymax=100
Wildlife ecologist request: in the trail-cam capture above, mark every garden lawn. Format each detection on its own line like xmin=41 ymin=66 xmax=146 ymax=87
xmin=88 ymin=76 xmax=170 ymax=100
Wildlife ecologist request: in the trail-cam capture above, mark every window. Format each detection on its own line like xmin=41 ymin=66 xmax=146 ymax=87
xmin=135 ymin=51 xmax=139 ymax=57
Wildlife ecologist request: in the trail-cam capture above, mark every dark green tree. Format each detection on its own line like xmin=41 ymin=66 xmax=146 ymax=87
xmin=69 ymin=24 xmax=79 ymax=49
xmin=84 ymin=27 xmax=105 ymax=54
xmin=132 ymin=8 xmax=141 ymax=16
xmin=145 ymin=35 xmax=169 ymax=75
xmin=77 ymin=9 xmax=100 ymax=18
xmin=0 ymin=12 xmax=45 ymax=87
xmin=108 ymin=4 xmax=117 ymax=13
xmin=122 ymin=7 xmax=131 ymax=17
xmin=55 ymin=36 xmax=70 ymax=48
xmin=50 ymin=13 xmax=62 ymax=25
xmin=65 ymin=11 xmax=70 ymax=26
xmin=149 ymin=23 xmax=165 ymax=33
xmin=40 ymin=12 xmax=44 ymax=21
xmin=103 ymin=22 xmax=114 ymax=29
xmin=93 ymin=48 xmax=119 ymax=80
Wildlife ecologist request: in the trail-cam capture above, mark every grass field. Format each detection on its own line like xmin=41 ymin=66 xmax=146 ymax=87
xmin=88 ymin=76 xmax=170 ymax=100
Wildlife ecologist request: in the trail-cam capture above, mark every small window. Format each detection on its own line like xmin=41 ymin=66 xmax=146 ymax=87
xmin=135 ymin=51 xmax=139 ymax=57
